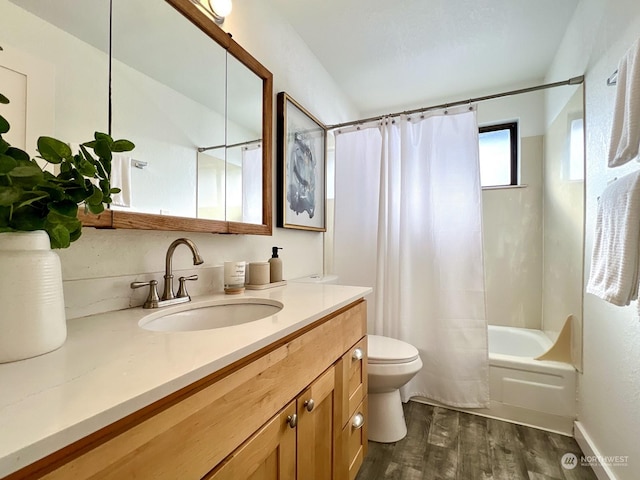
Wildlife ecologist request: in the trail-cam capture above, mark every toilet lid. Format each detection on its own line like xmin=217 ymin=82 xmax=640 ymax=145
xmin=367 ymin=335 xmax=420 ymax=365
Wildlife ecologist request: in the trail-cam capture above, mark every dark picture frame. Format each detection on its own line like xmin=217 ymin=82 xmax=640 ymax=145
xmin=277 ymin=92 xmax=327 ymax=231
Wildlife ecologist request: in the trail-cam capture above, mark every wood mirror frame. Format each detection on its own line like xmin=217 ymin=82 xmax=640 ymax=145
xmin=80 ymin=0 xmax=273 ymax=235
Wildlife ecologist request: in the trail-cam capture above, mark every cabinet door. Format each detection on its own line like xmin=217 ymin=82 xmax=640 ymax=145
xmin=204 ymin=401 xmax=296 ymax=480
xmin=297 ymin=366 xmax=337 ymax=480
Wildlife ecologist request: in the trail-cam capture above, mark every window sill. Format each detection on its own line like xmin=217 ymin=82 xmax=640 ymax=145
xmin=481 ymin=184 xmax=528 ymax=191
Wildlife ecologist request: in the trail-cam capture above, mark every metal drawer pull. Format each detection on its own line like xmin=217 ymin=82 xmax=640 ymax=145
xmin=352 ymin=413 xmax=365 ymax=429
xmin=287 ymin=414 xmax=298 ymax=428
xmin=304 ymin=399 xmax=315 ymax=412
xmin=352 ymin=348 xmax=363 ymax=361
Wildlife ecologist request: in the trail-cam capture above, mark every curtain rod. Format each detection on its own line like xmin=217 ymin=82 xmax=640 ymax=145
xmin=327 ymin=75 xmax=585 ymax=131
xmin=197 ymin=138 xmax=262 ymax=152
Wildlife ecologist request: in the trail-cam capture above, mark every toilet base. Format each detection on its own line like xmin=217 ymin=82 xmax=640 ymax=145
xmin=368 ymin=389 xmax=408 ymax=443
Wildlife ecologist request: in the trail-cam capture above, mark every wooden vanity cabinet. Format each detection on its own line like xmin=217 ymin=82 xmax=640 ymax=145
xmin=205 ymin=366 xmax=338 ymax=480
xmin=8 ymin=300 xmax=367 ymax=480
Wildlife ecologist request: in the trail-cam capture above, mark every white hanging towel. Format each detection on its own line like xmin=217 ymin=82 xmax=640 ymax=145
xmin=608 ymin=38 xmax=640 ymax=167
xmin=110 ymin=154 xmax=132 ymax=207
xmin=587 ymin=171 xmax=640 ymax=305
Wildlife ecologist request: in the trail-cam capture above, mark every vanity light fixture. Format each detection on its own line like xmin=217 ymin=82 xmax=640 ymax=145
xmin=209 ymin=0 xmax=232 ymax=25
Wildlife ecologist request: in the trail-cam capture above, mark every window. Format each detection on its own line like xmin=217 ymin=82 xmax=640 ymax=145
xmin=478 ymin=122 xmax=518 ymax=187
xmin=566 ymin=117 xmax=584 ymax=181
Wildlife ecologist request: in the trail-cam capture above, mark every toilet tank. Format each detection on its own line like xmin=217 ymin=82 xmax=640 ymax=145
xmin=291 ymin=274 xmax=339 ymax=284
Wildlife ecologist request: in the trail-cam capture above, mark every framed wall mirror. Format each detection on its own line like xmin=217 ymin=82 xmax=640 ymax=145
xmin=94 ymin=0 xmax=272 ymax=234
xmin=1 ymin=0 xmax=273 ymax=236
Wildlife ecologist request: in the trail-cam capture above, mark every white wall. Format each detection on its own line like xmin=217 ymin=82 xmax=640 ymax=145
xmin=218 ymin=0 xmax=357 ymax=125
xmin=1 ymin=0 xmax=358 ymax=319
xmin=482 ymin=136 xmax=544 ymax=329
xmin=111 ymin=58 xmax=225 ymax=216
xmin=542 ymin=87 xmax=584 ymax=369
xmin=546 ymin=1 xmax=640 ymax=478
xmin=477 ymin=90 xmax=545 ymax=137
xmin=0 ymin=1 xmax=109 ymax=145
xmin=475 ymin=92 xmax=545 ymax=329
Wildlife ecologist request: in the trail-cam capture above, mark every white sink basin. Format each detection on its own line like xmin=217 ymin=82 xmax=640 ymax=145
xmin=139 ymin=298 xmax=284 ymax=332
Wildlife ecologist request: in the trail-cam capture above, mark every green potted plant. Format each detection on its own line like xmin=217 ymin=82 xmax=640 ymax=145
xmin=0 ymin=92 xmax=135 ymax=363
xmin=0 ymin=93 xmax=134 ymax=248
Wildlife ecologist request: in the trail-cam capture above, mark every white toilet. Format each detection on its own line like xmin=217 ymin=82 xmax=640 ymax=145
xmin=291 ymin=275 xmax=423 ymax=443
xmin=367 ymin=334 xmax=422 ymax=443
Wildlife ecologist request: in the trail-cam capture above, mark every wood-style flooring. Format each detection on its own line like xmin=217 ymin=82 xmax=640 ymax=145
xmin=356 ymin=401 xmax=596 ymax=480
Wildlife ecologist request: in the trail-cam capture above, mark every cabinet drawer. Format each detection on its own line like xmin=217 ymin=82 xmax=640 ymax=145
xmin=340 ymin=397 xmax=368 ymax=480
xmin=337 ymin=337 xmax=367 ymax=427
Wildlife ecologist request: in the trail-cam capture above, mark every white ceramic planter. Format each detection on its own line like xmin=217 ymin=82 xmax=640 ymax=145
xmin=0 ymin=231 xmax=67 ymax=363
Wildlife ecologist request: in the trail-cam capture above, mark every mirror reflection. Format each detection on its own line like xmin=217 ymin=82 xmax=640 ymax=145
xmin=111 ymin=0 xmax=227 ymax=219
xmin=197 ymin=148 xmax=225 ymax=219
xmin=2 ymin=0 xmax=266 ymax=226
xmin=195 ymin=53 xmax=263 ymax=224
xmin=2 ymin=0 xmax=110 ymax=156
xmin=227 ymin=51 xmax=263 ymax=146
xmin=111 ymin=0 xmax=265 ymax=223
xmin=223 ymin=54 xmax=263 ymax=224
xmin=194 ymin=142 xmax=264 ymax=223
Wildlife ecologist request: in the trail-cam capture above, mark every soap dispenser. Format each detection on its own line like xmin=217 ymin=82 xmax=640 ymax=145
xmin=269 ymin=247 xmax=283 ymax=283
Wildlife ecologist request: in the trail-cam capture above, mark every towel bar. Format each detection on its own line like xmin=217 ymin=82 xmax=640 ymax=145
xmin=132 ymin=159 xmax=147 ymax=169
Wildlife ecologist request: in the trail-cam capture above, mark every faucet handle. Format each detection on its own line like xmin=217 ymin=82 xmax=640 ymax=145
xmin=131 ymin=280 xmax=160 ymax=309
xmin=177 ymin=275 xmax=198 ymax=299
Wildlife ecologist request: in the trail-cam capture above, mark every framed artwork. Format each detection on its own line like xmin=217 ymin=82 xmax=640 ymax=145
xmin=277 ymin=92 xmax=327 ymax=231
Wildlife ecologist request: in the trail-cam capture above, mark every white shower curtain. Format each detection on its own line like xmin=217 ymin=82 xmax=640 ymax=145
xmin=334 ymin=107 xmax=489 ymax=408
xmin=333 ymin=127 xmax=382 ymax=323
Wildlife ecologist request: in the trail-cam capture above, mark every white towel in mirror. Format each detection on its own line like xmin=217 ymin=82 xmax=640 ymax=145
xmin=608 ymin=38 xmax=640 ymax=167
xmin=110 ymin=154 xmax=132 ymax=207
xmin=67 ymin=144 xmax=131 ymax=207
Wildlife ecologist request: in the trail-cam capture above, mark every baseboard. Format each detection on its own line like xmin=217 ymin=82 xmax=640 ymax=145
xmin=574 ymin=421 xmax=618 ymax=480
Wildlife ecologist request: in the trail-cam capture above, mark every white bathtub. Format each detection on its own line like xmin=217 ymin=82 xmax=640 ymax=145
xmin=486 ymin=325 xmax=577 ymax=434
xmin=489 ymin=324 xmax=553 ymax=357
xmin=415 ymin=325 xmax=577 ymax=435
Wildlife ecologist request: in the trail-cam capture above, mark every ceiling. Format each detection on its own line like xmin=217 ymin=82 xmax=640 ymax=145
xmin=268 ymin=0 xmax=580 ymax=117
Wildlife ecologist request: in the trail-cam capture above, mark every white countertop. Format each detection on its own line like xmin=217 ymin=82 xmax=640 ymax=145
xmin=0 ymin=282 xmax=370 ymax=477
